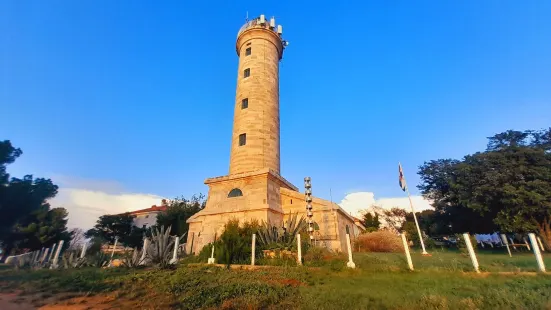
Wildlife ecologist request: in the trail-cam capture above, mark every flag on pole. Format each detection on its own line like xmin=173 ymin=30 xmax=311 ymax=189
xmin=398 ymin=163 xmax=407 ymax=192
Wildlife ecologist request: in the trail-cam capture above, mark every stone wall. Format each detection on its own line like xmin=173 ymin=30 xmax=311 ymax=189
xmin=280 ymin=188 xmax=358 ymax=252
xmin=229 ymin=28 xmax=283 ymax=175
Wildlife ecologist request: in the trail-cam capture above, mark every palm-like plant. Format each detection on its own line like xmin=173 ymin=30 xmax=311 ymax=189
xmin=88 ymin=252 xmax=109 ymax=268
xmin=61 ymin=252 xmax=87 ymax=269
xmin=257 ymin=212 xmax=308 ymax=249
xmin=146 ymin=225 xmax=185 ymax=268
xmin=121 ymin=247 xmax=146 ymax=268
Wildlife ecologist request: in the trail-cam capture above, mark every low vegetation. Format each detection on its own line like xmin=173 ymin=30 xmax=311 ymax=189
xmin=355 ymin=230 xmax=403 ymax=253
xmin=1 ymin=251 xmax=550 ymax=309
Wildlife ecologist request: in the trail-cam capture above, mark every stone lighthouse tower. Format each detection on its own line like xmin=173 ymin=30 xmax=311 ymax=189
xmin=185 ymin=15 xmax=358 ymax=254
xmin=229 ymin=15 xmax=286 ymax=175
xmin=186 ymin=15 xmax=297 ymax=253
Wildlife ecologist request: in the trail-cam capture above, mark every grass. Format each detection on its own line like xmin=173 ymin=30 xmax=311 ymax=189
xmin=1 ymin=251 xmax=550 ymax=309
xmin=356 ymin=249 xmax=551 ymax=273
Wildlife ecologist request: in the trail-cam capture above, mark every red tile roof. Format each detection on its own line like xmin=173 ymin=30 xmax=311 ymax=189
xmin=128 ymin=205 xmax=167 ymax=215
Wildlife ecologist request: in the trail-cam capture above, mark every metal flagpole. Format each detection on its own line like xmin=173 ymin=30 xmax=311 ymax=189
xmin=400 ymin=162 xmax=428 ymax=255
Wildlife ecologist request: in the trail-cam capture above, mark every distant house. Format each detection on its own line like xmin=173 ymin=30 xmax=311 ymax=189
xmin=352 ymin=217 xmax=366 ymax=237
xmin=129 ymin=200 xmax=168 ymax=229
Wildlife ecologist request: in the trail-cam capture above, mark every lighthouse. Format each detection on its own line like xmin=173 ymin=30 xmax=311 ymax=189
xmin=230 ymin=15 xmax=287 ymax=175
xmin=186 ymin=15 xmax=358 ymax=255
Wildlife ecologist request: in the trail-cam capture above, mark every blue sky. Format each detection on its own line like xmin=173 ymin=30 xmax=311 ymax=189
xmin=2 ymin=1 xmax=550 ymax=226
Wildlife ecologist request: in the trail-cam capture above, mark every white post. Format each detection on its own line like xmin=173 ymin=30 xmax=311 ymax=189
xmin=41 ymin=247 xmax=50 ymax=263
xmin=37 ymin=248 xmax=45 ymax=262
xmin=251 ymin=234 xmax=256 ymax=266
xmin=296 ymin=233 xmax=302 ymax=266
xmin=107 ymin=238 xmax=118 ymax=267
xmin=170 ymin=236 xmax=180 ymax=264
xmin=140 ymin=238 xmax=149 ymax=265
xmin=401 ymin=233 xmax=414 ymax=271
xmin=80 ymin=243 xmax=87 ymax=259
xmin=463 ymin=233 xmax=479 ymax=273
xmin=523 ymin=237 xmax=531 ymax=251
xmin=207 ymin=243 xmax=215 ymax=264
xmin=509 ymin=238 xmax=517 ymax=251
xmin=30 ymin=251 xmax=39 ymax=263
xmin=528 ymin=233 xmax=546 ymax=272
xmin=500 ymin=234 xmax=512 ymax=257
xmin=400 ymin=163 xmax=428 ymax=255
xmin=110 ymin=238 xmax=118 ymax=259
xmin=345 ymin=232 xmax=355 ymax=269
xmin=537 ymin=236 xmax=545 ymax=252
xmin=48 ymin=243 xmax=57 ymax=262
xmin=51 ymin=240 xmax=64 ymax=268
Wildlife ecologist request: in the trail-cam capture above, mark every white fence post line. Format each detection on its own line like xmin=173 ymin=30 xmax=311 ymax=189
xmin=38 ymin=247 xmax=45 ymax=262
xmin=41 ymin=247 xmax=50 ymax=263
xmin=80 ymin=243 xmax=87 ymax=259
xmin=30 ymin=251 xmax=38 ymax=263
xmin=296 ymin=234 xmax=302 ymax=266
xmin=140 ymin=238 xmax=149 ymax=265
xmin=346 ymin=233 xmax=355 ymax=269
xmin=463 ymin=233 xmax=480 ymax=273
xmin=51 ymin=240 xmax=64 ymax=268
xmin=500 ymin=234 xmax=512 ymax=257
xmin=401 ymin=233 xmax=414 ymax=271
xmin=528 ymin=233 xmax=546 ymax=272
xmin=48 ymin=244 xmax=57 ymax=262
xmin=111 ymin=238 xmax=118 ymax=259
xmin=207 ymin=243 xmax=215 ymax=264
xmin=108 ymin=237 xmax=118 ymax=267
xmin=537 ymin=236 xmax=545 ymax=252
xmin=251 ymin=234 xmax=256 ymax=266
xmin=170 ymin=236 xmax=180 ymax=264
xmin=523 ymin=238 xmax=531 ymax=251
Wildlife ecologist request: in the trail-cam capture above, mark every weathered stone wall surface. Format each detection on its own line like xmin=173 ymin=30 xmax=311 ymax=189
xmin=280 ymin=188 xmax=358 ymax=252
xmin=229 ymin=28 xmax=283 ymax=175
xmin=186 ymin=170 xmax=289 ymax=254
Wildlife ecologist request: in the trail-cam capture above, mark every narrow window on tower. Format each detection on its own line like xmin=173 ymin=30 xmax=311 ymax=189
xmin=245 ymin=47 xmax=251 ymax=56
xmin=241 ymin=98 xmax=248 ymax=109
xmin=239 ymin=133 xmax=246 ymax=146
xmin=243 ymin=68 xmax=250 ymax=78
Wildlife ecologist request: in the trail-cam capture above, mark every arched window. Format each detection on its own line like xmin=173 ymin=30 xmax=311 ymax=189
xmin=228 ymin=188 xmax=243 ymax=198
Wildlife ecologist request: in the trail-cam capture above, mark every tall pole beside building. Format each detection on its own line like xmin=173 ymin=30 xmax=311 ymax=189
xmin=304 ymin=177 xmax=314 ymax=243
xmin=399 ymin=163 xmax=428 ymax=255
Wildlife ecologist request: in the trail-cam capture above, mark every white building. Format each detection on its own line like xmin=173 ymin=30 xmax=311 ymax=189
xmin=129 ymin=200 xmax=168 ymax=229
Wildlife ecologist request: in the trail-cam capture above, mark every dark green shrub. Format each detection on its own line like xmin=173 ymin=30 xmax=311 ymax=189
xmin=197 ymin=219 xmax=260 ymax=266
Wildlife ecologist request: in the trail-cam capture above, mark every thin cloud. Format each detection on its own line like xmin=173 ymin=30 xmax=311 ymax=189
xmin=338 ymin=191 xmax=433 ymax=218
xmin=49 ymin=177 xmax=164 ymax=230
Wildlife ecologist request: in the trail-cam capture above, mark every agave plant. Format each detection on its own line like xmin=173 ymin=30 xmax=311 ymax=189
xmin=146 ymin=225 xmax=186 ymax=269
xmin=61 ymin=252 xmax=87 ymax=269
xmin=88 ymin=252 xmax=109 ymax=268
xmin=121 ymin=247 xmax=146 ymax=268
xmin=257 ymin=212 xmax=308 ymax=249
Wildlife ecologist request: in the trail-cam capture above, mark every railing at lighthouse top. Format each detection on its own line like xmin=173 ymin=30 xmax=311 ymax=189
xmin=237 ymin=15 xmax=284 ymax=40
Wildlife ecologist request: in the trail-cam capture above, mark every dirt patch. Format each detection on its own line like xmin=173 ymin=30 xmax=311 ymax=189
xmin=0 ymin=291 xmax=36 ymax=310
xmin=277 ymin=278 xmax=306 ymax=287
xmin=0 ymin=291 xmax=157 ymax=310
xmin=39 ymin=294 xmax=121 ymax=309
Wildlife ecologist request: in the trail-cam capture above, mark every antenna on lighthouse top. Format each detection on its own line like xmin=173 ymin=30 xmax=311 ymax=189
xmin=245 ymin=11 xmax=249 ymax=22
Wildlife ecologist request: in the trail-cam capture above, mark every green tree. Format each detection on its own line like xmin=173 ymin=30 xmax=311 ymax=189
xmin=418 ymin=158 xmax=498 ymax=234
xmin=418 ymin=128 xmax=551 ymax=248
xmin=85 ymin=213 xmax=145 ymax=248
xmin=155 ymin=194 xmax=205 ymax=236
xmin=361 ymin=212 xmax=380 ymax=232
xmin=16 ymin=207 xmax=72 ymax=251
xmin=0 ymin=141 xmax=61 ymax=259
